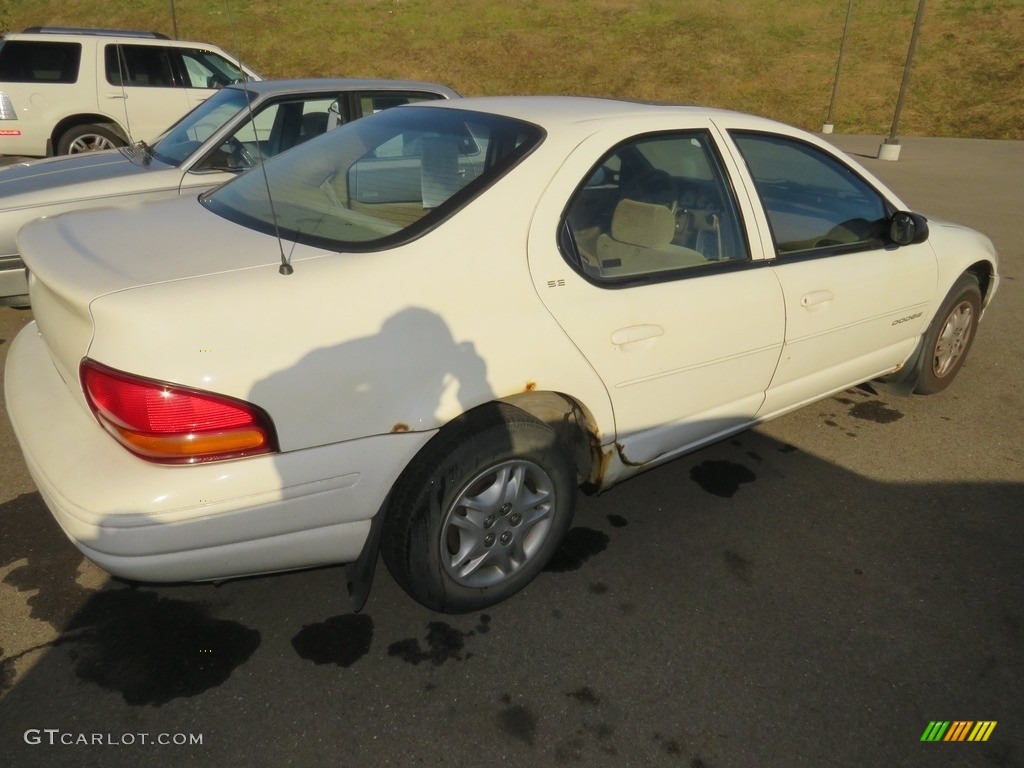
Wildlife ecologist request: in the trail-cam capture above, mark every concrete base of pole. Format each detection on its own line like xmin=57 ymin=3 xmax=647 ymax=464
xmin=822 ymin=122 xmax=834 ymax=134
xmin=878 ymin=140 xmax=902 ymax=161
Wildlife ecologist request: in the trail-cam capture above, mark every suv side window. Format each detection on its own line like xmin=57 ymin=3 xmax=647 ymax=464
xmin=730 ymin=131 xmax=890 ymax=256
xmin=562 ymin=132 xmax=748 ymax=282
xmin=0 ymin=41 xmax=81 ymax=83
xmin=105 ymin=44 xmax=176 ymax=87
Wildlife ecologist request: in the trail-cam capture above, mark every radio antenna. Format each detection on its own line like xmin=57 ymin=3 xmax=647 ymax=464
xmin=223 ymin=0 xmax=294 ymax=275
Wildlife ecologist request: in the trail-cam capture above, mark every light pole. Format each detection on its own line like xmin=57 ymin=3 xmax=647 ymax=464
xmin=879 ymin=0 xmax=927 ymax=160
xmin=823 ymin=0 xmax=854 ymax=134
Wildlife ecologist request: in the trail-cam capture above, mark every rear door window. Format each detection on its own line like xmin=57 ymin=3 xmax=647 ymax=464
xmin=105 ymin=44 xmax=176 ymax=87
xmin=561 ymin=131 xmax=749 ymax=283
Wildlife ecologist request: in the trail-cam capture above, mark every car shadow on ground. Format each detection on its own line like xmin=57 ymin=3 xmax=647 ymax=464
xmin=0 ymin=421 xmax=1020 ymax=768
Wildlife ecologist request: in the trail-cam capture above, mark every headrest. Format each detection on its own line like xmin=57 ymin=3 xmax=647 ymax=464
xmin=611 ymin=199 xmax=676 ymax=248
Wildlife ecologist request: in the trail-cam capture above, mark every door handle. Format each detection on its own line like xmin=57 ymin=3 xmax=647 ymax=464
xmin=800 ymin=290 xmax=834 ymax=308
xmin=105 ymin=94 xmax=128 ymax=100
xmin=611 ymin=325 xmax=664 ymax=345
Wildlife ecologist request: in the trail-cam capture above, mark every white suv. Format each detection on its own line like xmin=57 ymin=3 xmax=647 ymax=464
xmin=0 ymin=27 xmax=260 ymax=157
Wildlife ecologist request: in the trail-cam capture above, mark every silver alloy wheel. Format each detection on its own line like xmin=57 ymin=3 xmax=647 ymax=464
xmin=68 ymin=134 xmax=119 ymax=153
xmin=932 ymin=300 xmax=975 ymax=378
xmin=441 ymin=459 xmax=555 ymax=588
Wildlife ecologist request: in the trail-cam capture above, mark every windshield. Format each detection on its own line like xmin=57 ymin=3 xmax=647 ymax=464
xmin=201 ymin=106 xmax=544 ymax=251
xmin=151 ymin=87 xmax=254 ymax=166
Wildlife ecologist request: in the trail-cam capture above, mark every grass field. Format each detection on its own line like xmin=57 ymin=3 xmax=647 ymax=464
xmin=3 ymin=0 xmax=1021 ymax=139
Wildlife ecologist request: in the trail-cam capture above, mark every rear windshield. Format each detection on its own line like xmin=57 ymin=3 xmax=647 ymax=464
xmin=0 ymin=40 xmax=82 ymax=83
xmin=201 ymin=106 xmax=544 ymax=251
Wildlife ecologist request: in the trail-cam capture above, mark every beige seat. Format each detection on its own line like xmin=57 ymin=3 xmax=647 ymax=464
xmin=296 ymin=112 xmax=329 ymax=145
xmin=595 ymin=199 xmax=707 ymax=277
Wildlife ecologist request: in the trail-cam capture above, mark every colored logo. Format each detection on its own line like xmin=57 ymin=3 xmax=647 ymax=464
xmin=921 ymin=721 xmax=997 ymax=742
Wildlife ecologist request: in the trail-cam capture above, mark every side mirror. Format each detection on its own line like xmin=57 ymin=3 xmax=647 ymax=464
xmin=889 ymin=211 xmax=929 ymax=246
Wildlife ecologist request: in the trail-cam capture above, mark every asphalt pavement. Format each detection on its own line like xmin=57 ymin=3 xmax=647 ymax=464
xmin=0 ymin=135 xmax=1021 ymax=768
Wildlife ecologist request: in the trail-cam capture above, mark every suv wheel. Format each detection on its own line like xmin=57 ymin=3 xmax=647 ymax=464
xmin=57 ymin=124 xmax=126 ymax=154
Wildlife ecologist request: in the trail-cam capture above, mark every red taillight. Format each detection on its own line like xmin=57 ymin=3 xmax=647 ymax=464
xmin=80 ymin=360 xmax=277 ymax=464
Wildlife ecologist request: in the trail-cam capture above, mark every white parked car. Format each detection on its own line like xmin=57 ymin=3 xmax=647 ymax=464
xmin=0 ymin=27 xmax=260 ymax=157
xmin=0 ymin=78 xmax=459 ymax=305
xmin=5 ymin=97 xmax=999 ymax=612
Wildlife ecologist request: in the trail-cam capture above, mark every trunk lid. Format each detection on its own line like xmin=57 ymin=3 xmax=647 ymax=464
xmin=19 ymin=195 xmax=294 ymax=390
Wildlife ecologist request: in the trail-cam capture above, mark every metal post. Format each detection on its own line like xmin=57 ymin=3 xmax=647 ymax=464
xmin=879 ymin=0 xmax=927 ymax=160
xmin=823 ymin=0 xmax=854 ymax=134
xmin=170 ymin=0 xmax=179 ymax=39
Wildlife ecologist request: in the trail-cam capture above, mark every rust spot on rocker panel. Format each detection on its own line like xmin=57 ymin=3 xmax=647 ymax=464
xmin=615 ymin=442 xmax=645 ymax=468
xmin=391 ymin=423 xmax=411 ymax=433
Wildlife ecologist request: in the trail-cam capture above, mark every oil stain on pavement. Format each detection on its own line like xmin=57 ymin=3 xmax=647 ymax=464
xmin=496 ymin=686 xmax=708 ymax=763
xmin=498 ymin=696 xmax=537 ymax=745
xmin=388 ymin=620 xmax=481 ymax=666
xmin=65 ymin=589 xmax=260 ymax=706
xmin=849 ymin=400 xmax=904 ymax=424
xmin=0 ymin=647 xmax=15 ymax=695
xmin=689 ymin=460 xmax=756 ymax=498
xmin=291 ymin=614 xmax=373 ymax=667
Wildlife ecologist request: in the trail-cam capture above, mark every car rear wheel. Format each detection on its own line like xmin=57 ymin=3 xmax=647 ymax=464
xmin=57 ymin=124 xmax=126 ymax=154
xmin=381 ymin=404 xmax=576 ymax=613
xmin=914 ymin=274 xmax=982 ymax=395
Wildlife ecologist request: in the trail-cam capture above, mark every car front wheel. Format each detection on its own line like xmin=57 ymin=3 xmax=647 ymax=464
xmin=381 ymin=404 xmax=576 ymax=613
xmin=57 ymin=124 xmax=126 ymax=154
xmin=914 ymin=273 xmax=982 ymax=395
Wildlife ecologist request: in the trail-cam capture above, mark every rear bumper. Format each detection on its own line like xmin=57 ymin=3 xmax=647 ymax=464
xmin=5 ymin=322 xmax=433 ymax=581
xmin=0 ymin=132 xmax=47 ymax=158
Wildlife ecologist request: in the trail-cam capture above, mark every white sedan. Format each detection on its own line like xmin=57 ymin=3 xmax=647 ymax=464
xmin=5 ymin=97 xmax=999 ymax=612
xmin=0 ymin=78 xmax=459 ymax=306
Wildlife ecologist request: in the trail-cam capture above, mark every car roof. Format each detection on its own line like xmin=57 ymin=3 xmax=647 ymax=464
xmin=3 ymin=30 xmax=225 ymax=47
xmin=226 ymin=78 xmax=461 ymax=98
xmin=411 ymin=94 xmax=791 ymax=133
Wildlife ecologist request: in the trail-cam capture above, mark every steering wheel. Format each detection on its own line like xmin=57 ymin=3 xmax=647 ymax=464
xmin=227 ymin=137 xmax=257 ymax=168
xmin=621 ymin=169 xmax=677 ymax=208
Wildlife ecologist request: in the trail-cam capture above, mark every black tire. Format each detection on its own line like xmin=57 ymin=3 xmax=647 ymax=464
xmin=914 ymin=274 xmax=982 ymax=395
xmin=381 ymin=403 xmax=576 ymax=613
xmin=57 ymin=124 xmax=126 ymax=155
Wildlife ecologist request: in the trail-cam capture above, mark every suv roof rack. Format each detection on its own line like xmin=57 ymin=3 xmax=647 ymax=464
xmin=21 ymin=27 xmax=171 ymax=40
